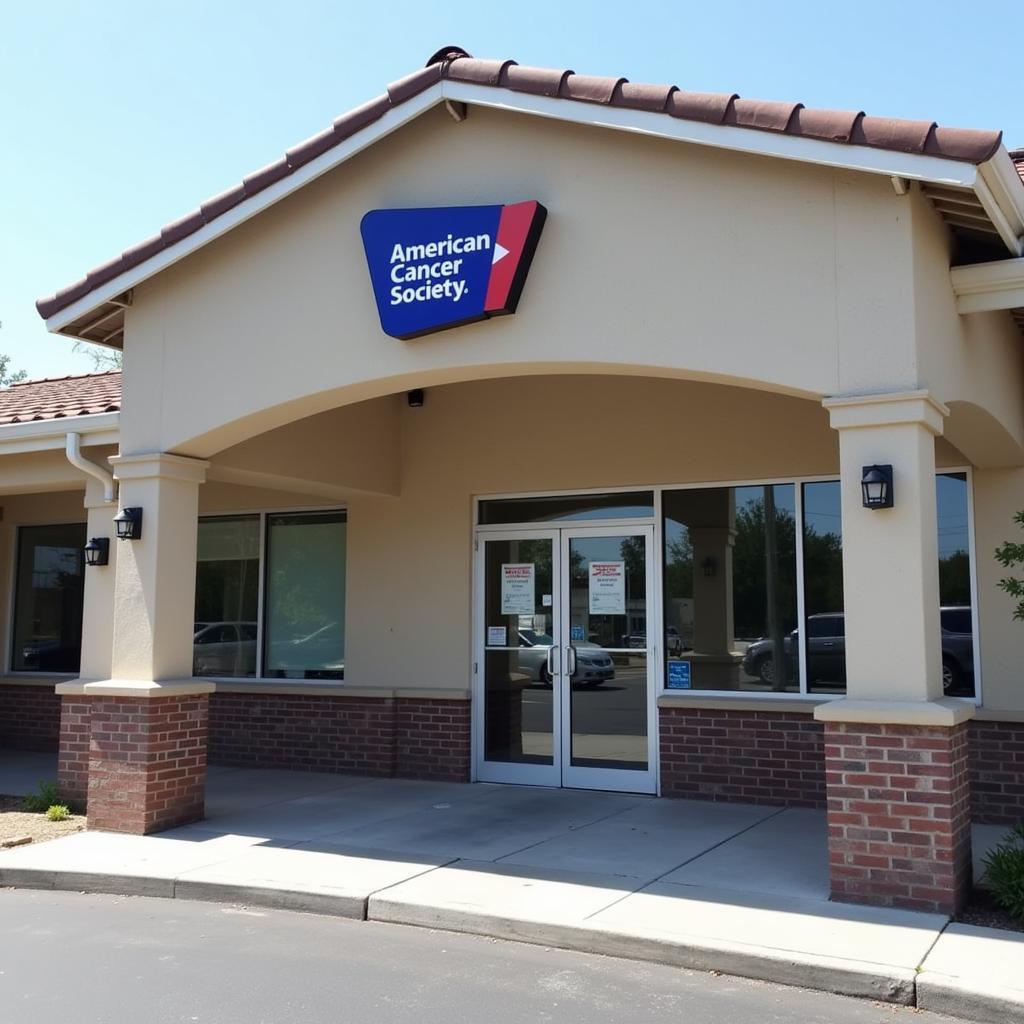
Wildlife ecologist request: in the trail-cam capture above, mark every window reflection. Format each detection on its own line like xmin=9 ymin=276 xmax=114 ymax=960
xmin=937 ymin=473 xmax=974 ymax=697
xmin=663 ymin=485 xmax=798 ymax=692
xmin=802 ymin=481 xmax=846 ymax=693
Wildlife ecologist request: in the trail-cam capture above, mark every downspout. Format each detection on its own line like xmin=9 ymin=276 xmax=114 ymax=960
xmin=65 ymin=432 xmax=116 ymax=503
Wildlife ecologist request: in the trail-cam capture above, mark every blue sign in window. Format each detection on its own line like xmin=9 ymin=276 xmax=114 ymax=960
xmin=667 ymin=659 xmax=692 ymax=689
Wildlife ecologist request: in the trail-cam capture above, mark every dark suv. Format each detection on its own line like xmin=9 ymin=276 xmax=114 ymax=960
xmin=741 ymin=607 xmax=974 ymax=694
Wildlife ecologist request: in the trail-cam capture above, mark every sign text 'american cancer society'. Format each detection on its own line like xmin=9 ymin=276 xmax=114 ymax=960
xmin=360 ymin=202 xmax=547 ymax=339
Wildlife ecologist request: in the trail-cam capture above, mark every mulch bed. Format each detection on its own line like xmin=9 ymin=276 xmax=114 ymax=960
xmin=0 ymin=794 xmax=85 ymax=847
xmin=956 ymin=888 xmax=1024 ymax=933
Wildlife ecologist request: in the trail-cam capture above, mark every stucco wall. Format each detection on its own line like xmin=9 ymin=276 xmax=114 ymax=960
xmin=119 ymin=104 xmax=922 ymax=458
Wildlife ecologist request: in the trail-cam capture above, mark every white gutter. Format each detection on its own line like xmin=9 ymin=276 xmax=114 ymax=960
xmin=0 ymin=411 xmax=119 ymax=456
xmin=65 ymin=431 xmax=116 ymax=502
xmin=950 ymin=257 xmax=1024 ymax=313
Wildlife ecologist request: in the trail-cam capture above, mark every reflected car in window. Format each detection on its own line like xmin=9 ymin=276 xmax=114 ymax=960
xmin=193 ymin=621 xmax=257 ymax=677
xmin=515 ymin=630 xmax=614 ymax=687
xmin=267 ymin=621 xmax=345 ymax=676
xmin=740 ymin=608 xmax=974 ymax=694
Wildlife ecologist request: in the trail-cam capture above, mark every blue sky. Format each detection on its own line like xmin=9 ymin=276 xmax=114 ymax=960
xmin=4 ymin=1 xmax=1023 ymax=379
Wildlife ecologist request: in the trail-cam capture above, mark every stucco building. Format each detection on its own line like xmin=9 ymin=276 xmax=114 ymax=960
xmin=4 ymin=47 xmax=1024 ymax=916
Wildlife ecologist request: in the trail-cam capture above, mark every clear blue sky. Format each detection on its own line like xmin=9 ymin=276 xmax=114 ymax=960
xmin=4 ymin=1 xmax=1023 ymax=380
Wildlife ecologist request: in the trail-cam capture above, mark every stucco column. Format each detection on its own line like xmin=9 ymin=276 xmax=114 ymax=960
xmin=815 ymin=391 xmax=974 ymax=915
xmin=57 ymin=453 xmax=214 ymax=834
xmin=56 ymin=477 xmax=118 ymax=808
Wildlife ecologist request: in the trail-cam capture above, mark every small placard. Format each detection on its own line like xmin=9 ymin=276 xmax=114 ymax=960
xmin=570 ymin=624 xmax=586 ymax=642
xmin=487 ymin=626 xmax=507 ymax=647
xmin=542 ymin=594 xmax=553 ymax=607
xmin=667 ymin=659 xmax=692 ymax=689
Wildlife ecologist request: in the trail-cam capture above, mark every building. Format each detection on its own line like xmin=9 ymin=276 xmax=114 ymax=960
xmin=4 ymin=47 xmax=1024 ymax=917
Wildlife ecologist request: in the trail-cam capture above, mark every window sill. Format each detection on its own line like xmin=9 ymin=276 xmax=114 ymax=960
xmin=209 ymin=680 xmax=471 ymax=700
xmin=657 ymin=691 xmax=834 ymax=714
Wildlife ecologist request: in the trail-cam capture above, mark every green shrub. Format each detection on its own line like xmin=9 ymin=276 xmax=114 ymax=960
xmin=22 ymin=780 xmax=60 ymax=814
xmin=983 ymin=823 xmax=1024 ymax=921
xmin=45 ymin=804 xmax=71 ymax=822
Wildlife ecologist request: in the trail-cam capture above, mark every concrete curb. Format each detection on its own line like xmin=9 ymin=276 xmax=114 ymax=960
xmin=366 ymin=897 xmax=916 ymax=1004
xmin=173 ymin=879 xmax=366 ymax=919
xmin=916 ymin=973 xmax=1024 ymax=1024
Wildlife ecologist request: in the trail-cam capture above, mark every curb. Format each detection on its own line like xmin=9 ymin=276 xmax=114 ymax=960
xmin=916 ymin=973 xmax=1024 ymax=1024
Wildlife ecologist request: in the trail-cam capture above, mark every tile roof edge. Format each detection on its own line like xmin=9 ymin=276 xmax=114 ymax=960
xmin=35 ymin=47 xmax=1010 ymax=323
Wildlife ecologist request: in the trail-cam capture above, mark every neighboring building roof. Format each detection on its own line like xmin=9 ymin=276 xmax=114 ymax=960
xmin=0 ymin=371 xmax=121 ymax=424
xmin=35 ymin=46 xmax=1019 ymax=339
xmin=1010 ymin=149 xmax=1024 ymax=185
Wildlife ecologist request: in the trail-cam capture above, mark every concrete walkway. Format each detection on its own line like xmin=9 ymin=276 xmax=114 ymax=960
xmin=0 ymin=755 xmax=1020 ymax=1021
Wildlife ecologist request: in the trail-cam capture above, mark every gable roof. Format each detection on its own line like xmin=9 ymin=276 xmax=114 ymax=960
xmin=0 ymin=371 xmax=121 ymax=425
xmin=35 ymin=46 xmax=1024 ymax=345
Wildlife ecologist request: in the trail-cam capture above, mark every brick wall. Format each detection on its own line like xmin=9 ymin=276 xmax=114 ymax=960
xmin=0 ymin=683 xmax=61 ymax=752
xmin=87 ymin=694 xmax=208 ymax=834
xmin=396 ymin=698 xmax=471 ymax=782
xmin=825 ymin=721 xmax=972 ymax=915
xmin=969 ymin=719 xmax=1024 ymax=824
xmin=57 ymin=696 xmax=92 ymax=808
xmin=659 ymin=706 xmax=825 ymax=807
xmin=208 ymin=692 xmax=471 ymax=783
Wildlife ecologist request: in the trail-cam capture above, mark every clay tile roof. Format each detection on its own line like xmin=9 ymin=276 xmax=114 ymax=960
xmin=1010 ymin=149 xmax=1024 ymax=185
xmin=0 ymin=371 xmax=121 ymax=425
xmin=35 ymin=46 xmax=1008 ymax=324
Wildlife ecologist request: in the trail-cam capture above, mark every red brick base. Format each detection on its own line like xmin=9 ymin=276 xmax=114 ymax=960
xmin=86 ymin=694 xmax=208 ymax=835
xmin=969 ymin=719 xmax=1024 ymax=824
xmin=0 ymin=684 xmax=61 ymax=752
xmin=57 ymin=696 xmax=92 ymax=808
xmin=208 ymin=692 xmax=471 ymax=783
xmin=825 ymin=721 xmax=971 ymax=915
xmin=659 ymin=706 xmax=825 ymax=807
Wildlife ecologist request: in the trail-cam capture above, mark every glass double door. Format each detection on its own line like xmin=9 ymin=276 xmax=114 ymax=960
xmin=476 ymin=526 xmax=656 ymax=793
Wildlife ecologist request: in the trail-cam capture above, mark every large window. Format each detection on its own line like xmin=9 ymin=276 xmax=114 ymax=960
xmin=193 ymin=510 xmax=346 ymax=680
xmin=661 ymin=473 xmax=977 ymax=698
xmin=11 ymin=523 xmax=86 ymax=673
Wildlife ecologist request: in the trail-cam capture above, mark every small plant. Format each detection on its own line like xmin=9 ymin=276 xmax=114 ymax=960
xmin=22 ymin=781 xmax=60 ymax=814
xmin=983 ymin=823 xmax=1024 ymax=922
xmin=45 ymin=804 xmax=71 ymax=822
xmin=995 ymin=510 xmax=1024 ymax=620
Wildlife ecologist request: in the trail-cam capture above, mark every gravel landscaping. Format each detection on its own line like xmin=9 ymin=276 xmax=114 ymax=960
xmin=0 ymin=795 xmax=85 ymax=847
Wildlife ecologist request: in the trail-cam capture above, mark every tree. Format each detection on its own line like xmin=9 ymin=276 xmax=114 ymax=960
xmin=72 ymin=340 xmax=122 ymax=371
xmin=0 ymin=322 xmax=27 ymax=386
xmin=995 ymin=511 xmax=1024 ymax=620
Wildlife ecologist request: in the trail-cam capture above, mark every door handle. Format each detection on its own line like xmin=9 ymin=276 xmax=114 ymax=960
xmin=566 ymin=646 xmax=577 ymax=677
xmin=546 ymin=646 xmax=558 ymax=678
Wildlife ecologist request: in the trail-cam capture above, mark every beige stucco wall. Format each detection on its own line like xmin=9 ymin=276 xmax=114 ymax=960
xmin=119 ymin=103 xmax=930 ymax=459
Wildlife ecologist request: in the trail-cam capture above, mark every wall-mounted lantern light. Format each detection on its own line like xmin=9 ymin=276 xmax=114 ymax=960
xmin=84 ymin=537 xmax=110 ymax=566
xmin=113 ymin=506 xmax=143 ymax=540
xmin=701 ymin=556 xmax=717 ymax=577
xmin=861 ymin=465 xmax=894 ymax=510
xmin=407 ymin=388 xmax=424 ymax=408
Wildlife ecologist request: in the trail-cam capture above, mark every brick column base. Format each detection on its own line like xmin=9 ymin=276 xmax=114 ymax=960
xmin=57 ymin=696 xmax=94 ymax=809
xmin=825 ymin=721 xmax=971 ymax=915
xmin=87 ymin=693 xmax=208 ymax=835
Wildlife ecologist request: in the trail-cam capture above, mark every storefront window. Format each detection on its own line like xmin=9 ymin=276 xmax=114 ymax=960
xmin=194 ymin=516 xmax=259 ymax=677
xmin=802 ymin=481 xmax=846 ymax=694
xmin=937 ymin=473 xmax=974 ymax=697
xmin=479 ymin=491 xmax=654 ymax=525
xmin=663 ymin=484 xmax=798 ymax=692
xmin=193 ymin=509 xmax=346 ymax=680
xmin=263 ymin=512 xmax=346 ymax=680
xmin=11 ymin=523 xmax=86 ymax=673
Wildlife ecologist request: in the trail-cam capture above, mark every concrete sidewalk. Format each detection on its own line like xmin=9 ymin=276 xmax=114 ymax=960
xmin=0 ymin=762 xmax=1020 ymax=1021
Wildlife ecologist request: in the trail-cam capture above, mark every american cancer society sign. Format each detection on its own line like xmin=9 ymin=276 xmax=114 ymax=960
xmin=360 ymin=201 xmax=547 ymax=339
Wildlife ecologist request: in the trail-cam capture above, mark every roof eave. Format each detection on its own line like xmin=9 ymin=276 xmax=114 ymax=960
xmin=43 ymin=79 xmax=1024 ymax=338
xmin=0 ymin=411 xmax=120 ymax=456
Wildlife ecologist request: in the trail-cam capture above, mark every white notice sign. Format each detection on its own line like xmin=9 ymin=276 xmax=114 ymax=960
xmin=501 ymin=563 xmax=535 ymax=615
xmin=589 ymin=561 xmax=626 ymax=615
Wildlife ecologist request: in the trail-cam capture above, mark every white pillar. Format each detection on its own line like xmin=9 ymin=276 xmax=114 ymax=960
xmin=107 ymin=452 xmax=209 ymax=684
xmin=77 ymin=477 xmax=117 ymax=682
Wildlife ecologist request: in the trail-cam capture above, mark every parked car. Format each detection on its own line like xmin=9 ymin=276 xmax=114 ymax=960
xmin=741 ymin=608 xmax=974 ymax=693
xmin=193 ymin=621 xmax=257 ymax=676
xmin=619 ymin=627 xmax=684 ymax=654
xmin=267 ymin=621 xmax=345 ymax=677
xmin=515 ymin=629 xmax=615 ymax=687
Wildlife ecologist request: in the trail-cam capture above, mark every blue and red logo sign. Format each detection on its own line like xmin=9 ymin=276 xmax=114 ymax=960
xmin=360 ymin=201 xmax=547 ymax=339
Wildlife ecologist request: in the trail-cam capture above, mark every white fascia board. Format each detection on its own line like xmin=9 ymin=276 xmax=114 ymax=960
xmin=43 ymin=86 xmax=448 ymax=335
xmin=441 ymin=81 xmax=982 ymax=188
xmin=0 ymin=412 xmax=120 ymax=456
xmin=976 ymin=153 xmax=1024 ymax=256
xmin=950 ymin=256 xmax=1024 ymax=313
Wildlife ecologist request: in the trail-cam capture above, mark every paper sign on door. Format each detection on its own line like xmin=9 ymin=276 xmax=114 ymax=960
xmin=589 ymin=561 xmax=625 ymax=615
xmin=501 ymin=563 xmax=535 ymax=615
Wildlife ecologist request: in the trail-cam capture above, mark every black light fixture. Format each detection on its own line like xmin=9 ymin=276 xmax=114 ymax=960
xmin=407 ymin=388 xmax=424 ymax=408
xmin=861 ymin=465 xmax=894 ymax=510
xmin=84 ymin=537 xmax=110 ymax=567
xmin=701 ymin=556 xmax=717 ymax=578
xmin=113 ymin=506 xmax=143 ymax=540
